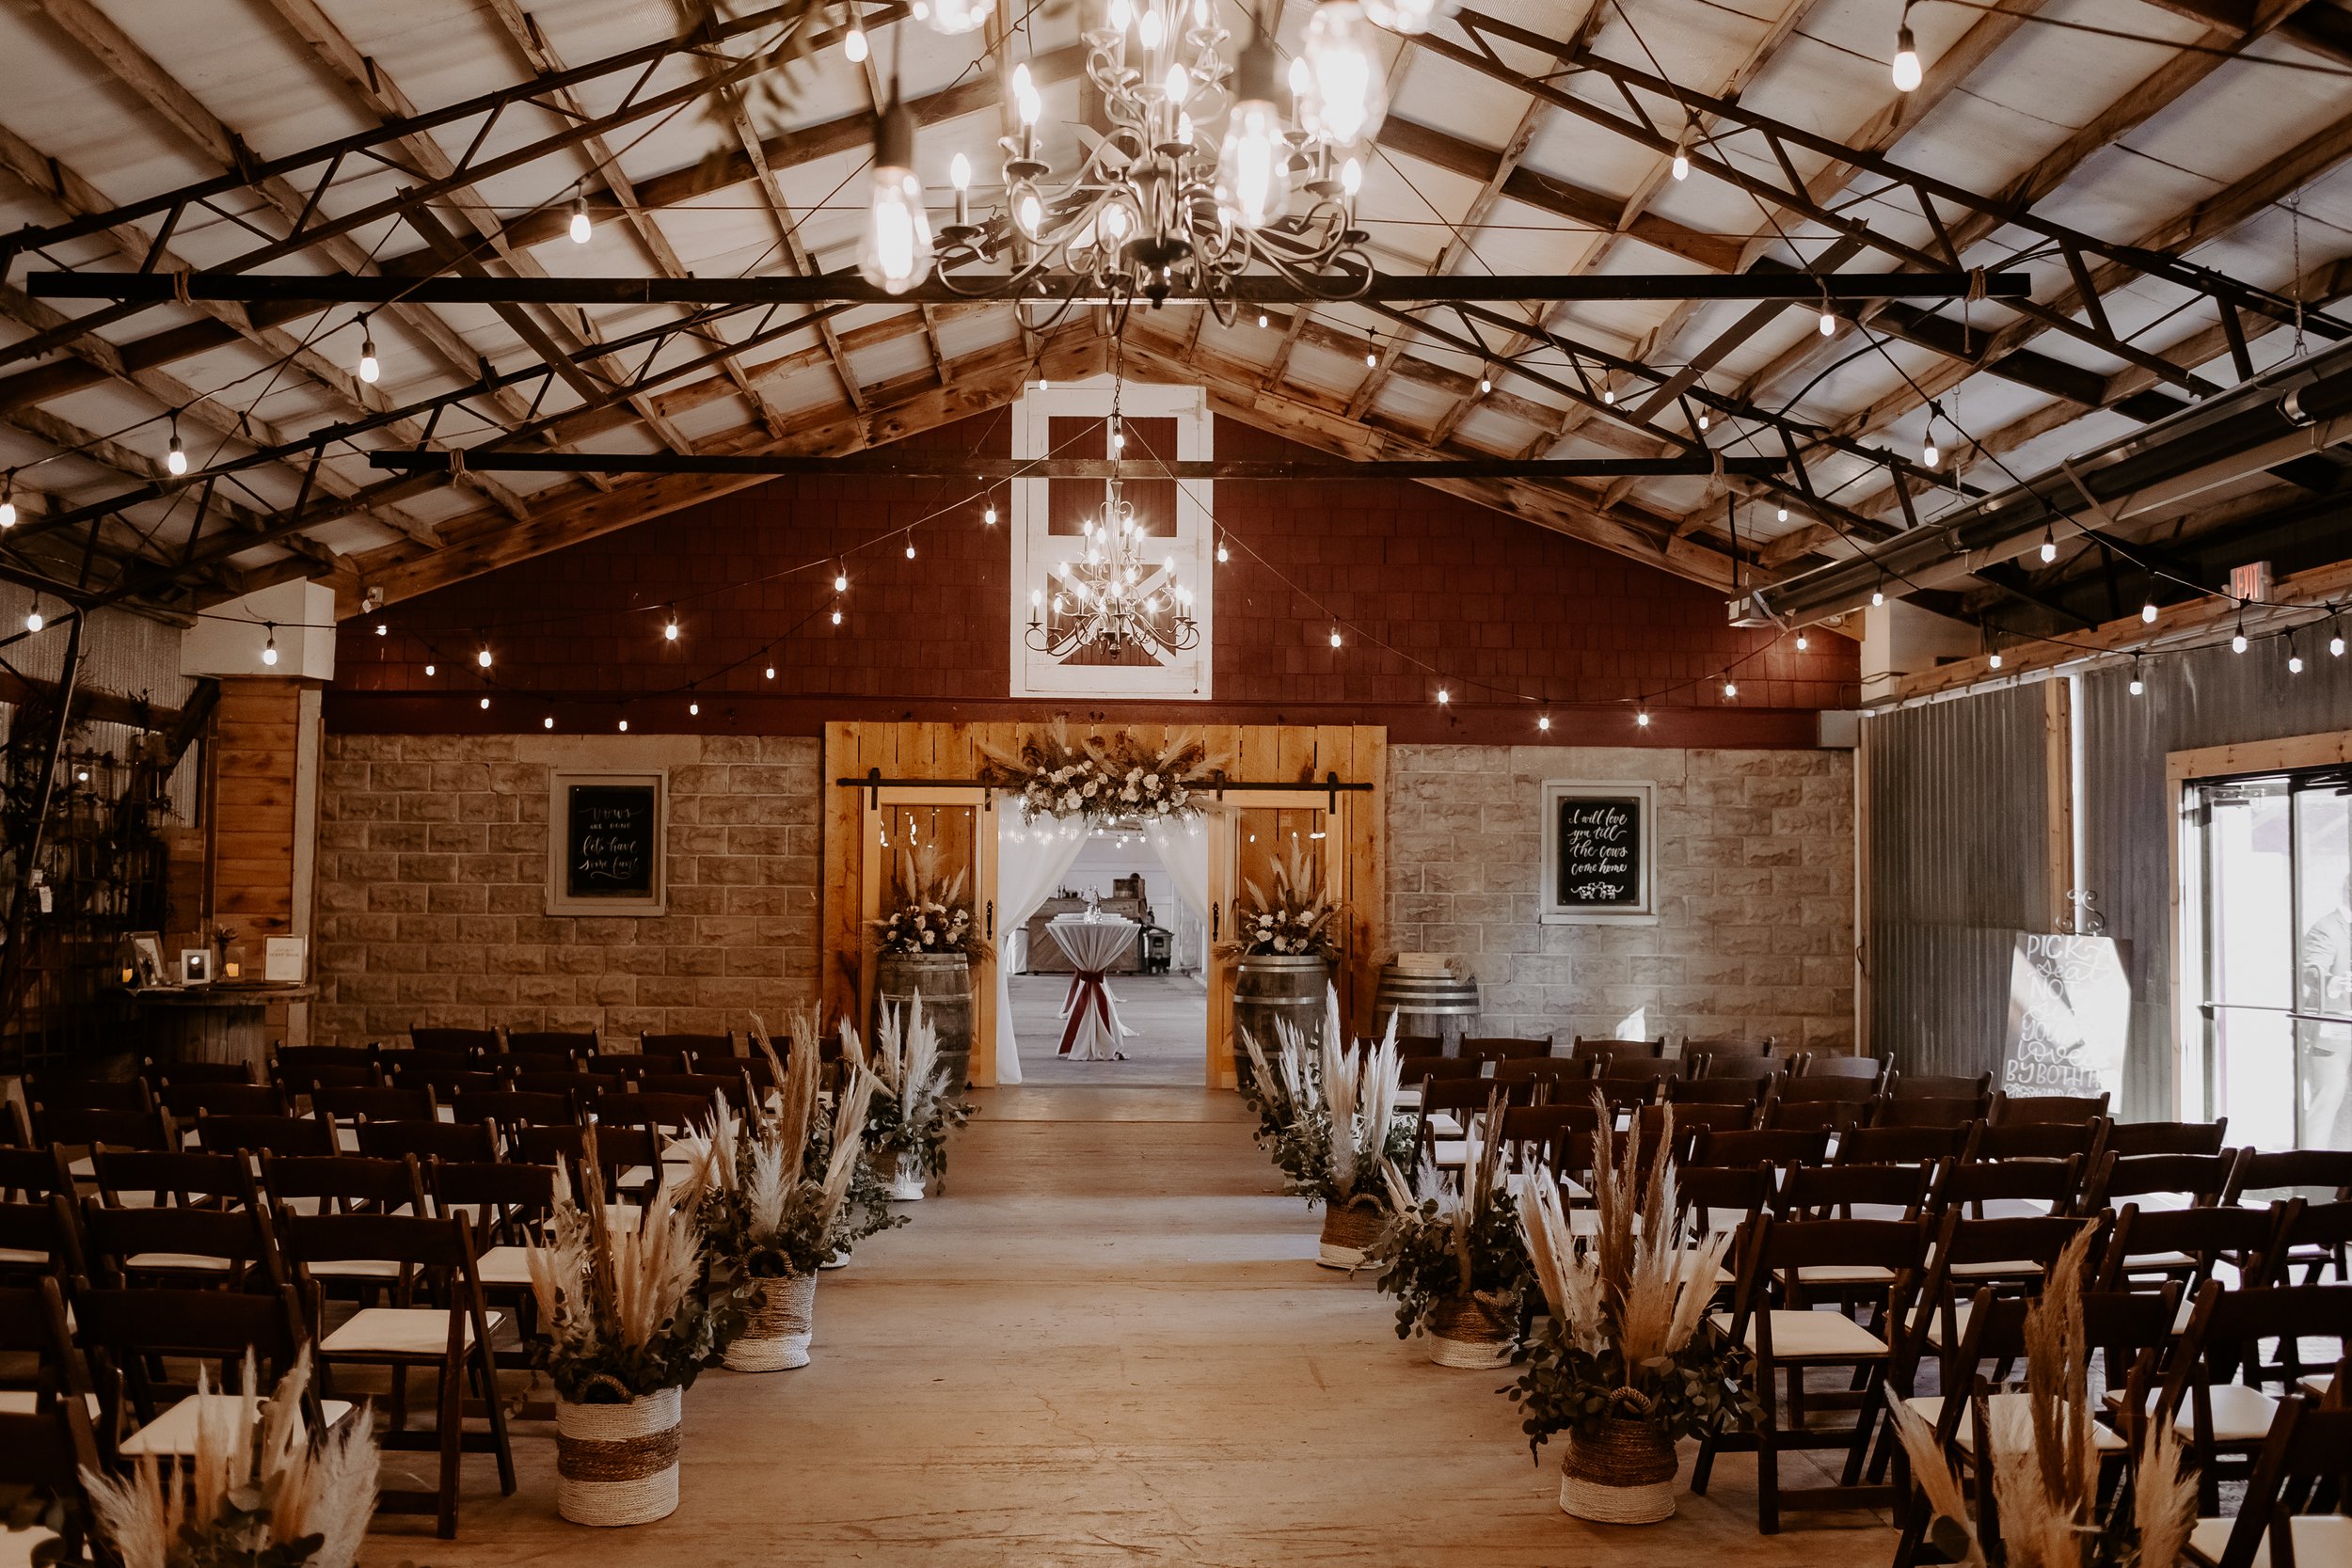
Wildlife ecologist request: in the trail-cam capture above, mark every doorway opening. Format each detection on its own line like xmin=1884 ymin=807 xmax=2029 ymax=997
xmin=996 ymin=816 xmax=1211 ymax=1086
xmin=2181 ymin=763 xmax=2352 ymax=1149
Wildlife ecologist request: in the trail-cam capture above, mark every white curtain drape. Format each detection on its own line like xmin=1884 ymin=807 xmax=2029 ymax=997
xmin=1141 ymin=819 xmax=1212 ymax=939
xmin=992 ymin=802 xmax=1089 ymax=1085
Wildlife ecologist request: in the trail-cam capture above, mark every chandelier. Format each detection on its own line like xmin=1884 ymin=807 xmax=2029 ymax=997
xmin=1024 ymin=462 xmax=1200 ymax=659
xmin=856 ymin=0 xmax=1452 ymax=309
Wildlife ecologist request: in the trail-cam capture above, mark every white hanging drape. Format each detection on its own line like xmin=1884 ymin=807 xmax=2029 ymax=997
xmin=1141 ymin=819 xmax=1212 ymax=946
xmin=991 ymin=802 xmax=1089 ymax=1085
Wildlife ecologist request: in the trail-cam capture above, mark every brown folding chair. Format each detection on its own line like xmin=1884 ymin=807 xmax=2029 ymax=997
xmin=2223 ymin=1148 xmax=2352 ymax=1203
xmin=1692 ymin=1213 xmax=1931 ymax=1532
xmin=641 ymin=1031 xmax=729 ymax=1064
xmin=1989 ymin=1090 xmax=2110 ymax=1126
xmin=1458 ymin=1036 xmax=1551 ymax=1062
xmin=161 ymin=1081 xmax=286 ymax=1118
xmin=1836 ymin=1122 xmax=1973 ymax=1165
xmin=1776 ymin=1074 xmax=1880 ymax=1104
xmin=1495 ymin=1102 xmax=1605 ymax=1172
xmin=411 ymin=1027 xmax=499 ymax=1058
xmin=0 ymin=1195 xmax=87 ymax=1286
xmin=0 ymin=1146 xmax=70 ymax=1203
xmin=1932 ymin=1153 xmax=2085 ymax=1220
xmin=2189 ymin=1395 xmax=2352 ymax=1568
xmin=33 ymin=1103 xmax=175 ymax=1156
xmin=357 ymin=1117 xmax=500 ymax=1165
xmin=1571 ymin=1036 xmax=1661 ymax=1061
xmin=1886 ymin=1070 xmax=1992 ymax=1100
xmin=88 ymin=1148 xmax=254 ymax=1211
xmin=507 ymin=1029 xmax=600 ymax=1060
xmin=2150 ymin=1281 xmax=2352 ymax=1514
xmin=1671 ymin=1074 xmax=1772 ymax=1105
xmin=0 ymin=1278 xmax=103 ymax=1560
xmin=1397 ymin=1054 xmax=1484 ymax=1089
xmin=1801 ymin=1054 xmax=1885 ymax=1084
xmin=514 ymin=1123 xmax=660 ymax=1200
xmin=1696 ymin=1127 xmax=1832 ymax=1168
xmin=1413 ymin=1079 xmax=1525 ymax=1171
xmin=28 ymin=1077 xmax=151 ymax=1113
xmin=2105 ymin=1118 xmax=2228 ymax=1157
xmin=2080 ymin=1150 xmax=2242 ymax=1213
xmin=2094 ymin=1199 xmax=2291 ymax=1302
xmin=189 ymin=1111 xmax=337 ymax=1158
xmin=1876 ymin=1095 xmax=1985 ymax=1129
xmin=279 ymin=1211 xmax=516 ymax=1537
xmin=1765 ymin=1096 xmax=1870 ymax=1132
xmin=74 ymin=1284 xmax=331 ymax=1464
xmin=80 ymin=1198 xmax=282 ymax=1291
xmin=1972 ymin=1117 xmax=2106 ymax=1162
xmin=1642 ymin=1100 xmax=1756 ymax=1161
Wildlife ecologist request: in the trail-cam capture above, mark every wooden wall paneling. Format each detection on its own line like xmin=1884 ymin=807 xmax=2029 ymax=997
xmin=2042 ymin=679 xmax=2074 ymax=934
xmin=1350 ymin=724 xmax=1387 ymax=1030
xmin=821 ymin=721 xmax=862 ymax=1025
xmin=209 ymin=679 xmax=301 ymax=942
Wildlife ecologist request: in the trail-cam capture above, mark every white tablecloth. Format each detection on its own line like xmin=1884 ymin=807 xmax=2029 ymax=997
xmin=1048 ymin=915 xmax=1140 ymax=1060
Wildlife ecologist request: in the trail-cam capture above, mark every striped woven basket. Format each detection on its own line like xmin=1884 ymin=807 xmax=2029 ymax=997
xmin=723 ymin=1273 xmax=817 ymax=1372
xmin=1424 ymin=1291 xmax=1515 ymax=1368
xmin=1316 ymin=1194 xmax=1386 ymax=1270
xmin=555 ymin=1386 xmax=682 ymax=1527
xmin=1559 ymin=1418 xmax=1679 ymax=1525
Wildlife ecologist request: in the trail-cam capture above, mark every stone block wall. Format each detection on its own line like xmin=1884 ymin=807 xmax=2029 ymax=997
xmin=1386 ymin=743 xmax=1855 ymax=1052
xmin=312 ymin=733 xmax=821 ymax=1045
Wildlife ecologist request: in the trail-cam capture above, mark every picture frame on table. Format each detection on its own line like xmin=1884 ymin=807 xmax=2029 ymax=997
xmin=129 ymin=932 xmax=167 ymax=988
xmin=179 ymin=948 xmax=213 ymax=986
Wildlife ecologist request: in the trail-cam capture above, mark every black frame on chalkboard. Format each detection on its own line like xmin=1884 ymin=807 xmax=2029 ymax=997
xmin=1539 ymin=780 xmax=1657 ymax=923
xmin=547 ymin=769 xmax=667 ymax=915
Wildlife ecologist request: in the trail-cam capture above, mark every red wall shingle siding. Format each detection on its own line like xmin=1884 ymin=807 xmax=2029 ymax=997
xmin=330 ymin=413 xmax=1858 ymax=746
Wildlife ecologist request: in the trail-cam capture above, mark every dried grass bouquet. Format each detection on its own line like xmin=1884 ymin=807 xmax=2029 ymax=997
xmin=1216 ymin=842 xmax=1338 ymax=960
xmin=869 ymin=844 xmax=993 ymax=961
xmin=978 ymin=719 xmax=1220 ymax=825
xmin=855 ymin=994 xmax=975 ymax=1182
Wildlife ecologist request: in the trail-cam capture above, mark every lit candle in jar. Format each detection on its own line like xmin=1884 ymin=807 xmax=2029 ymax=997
xmin=223 ymin=961 xmax=241 ymax=979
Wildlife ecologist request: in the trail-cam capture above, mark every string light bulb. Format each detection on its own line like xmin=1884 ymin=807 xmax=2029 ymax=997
xmin=544 ymin=716 xmax=555 ymax=729
xmin=476 ymin=645 xmax=493 ymax=669
xmin=1819 ymin=307 xmax=1836 ymax=337
xmin=358 ymin=326 xmax=379 ymax=385
xmin=764 ymin=664 xmax=776 ymax=679
xmin=2232 ymin=615 xmax=2249 ymax=654
xmin=373 ymin=622 xmax=387 ymax=637
xmin=568 ymin=193 xmax=591 ymax=245
xmin=1602 ymin=388 xmax=1615 ymax=405
xmin=618 ymin=718 xmax=629 ymax=732
xmin=1538 ymin=714 xmax=1550 ymax=732
xmin=1436 ymin=687 xmax=1450 ymax=705
xmin=479 ymin=696 xmax=491 ymax=710
xmin=1891 ymin=23 xmax=1922 ymax=91
xmin=2039 ymin=526 xmax=2057 ymax=564
xmin=424 ymin=662 xmax=436 ymax=676
xmin=859 ymin=93 xmax=933 ymax=295
xmin=1635 ymin=708 xmax=1650 ymax=728
xmin=2128 ymin=657 xmax=2144 ymax=696
xmin=2333 ymin=613 xmax=2346 ymax=657
xmin=1328 ymin=627 xmax=1343 ymax=648
xmin=662 ymin=614 xmax=679 ymax=641
xmin=166 ymin=421 xmax=186 ymax=477
xmin=2289 ymin=638 xmax=2305 ymax=674
xmin=1988 ymin=650 xmax=2002 ymax=669
xmin=1257 ymin=312 xmax=1268 ymax=328
xmin=844 ymin=22 xmax=868 ymax=60
xmin=983 ymin=501 xmax=997 ymax=526
xmin=1796 ymin=630 xmax=1809 ymax=652
xmin=1216 ymin=540 xmax=1229 ymax=563
xmin=689 ymin=701 xmax=701 ymax=716
xmin=0 ymin=474 xmax=15 ymax=530
xmin=831 ymin=608 xmax=843 ymax=626
xmin=834 ymin=568 xmax=849 ymax=593
xmin=1776 ymin=505 xmax=1788 ymax=523
xmin=1723 ymin=679 xmax=1738 ymax=699
xmin=1696 ymin=411 xmax=1710 ymax=432
xmin=1671 ymin=136 xmax=1690 ymax=182
xmin=2141 ymin=600 xmax=2157 ymax=624
xmin=261 ymin=625 xmax=278 ymax=667
xmin=1871 ymin=586 xmax=1886 ymax=608
xmin=906 ymin=539 xmax=917 ymax=559
xmin=1921 ymin=436 xmax=1938 ymax=468
xmin=24 ymin=601 xmax=41 ymax=633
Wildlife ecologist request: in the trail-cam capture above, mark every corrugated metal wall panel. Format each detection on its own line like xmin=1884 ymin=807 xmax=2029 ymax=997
xmin=2080 ymin=643 xmax=2352 ymax=1119
xmin=0 ymin=593 xmax=200 ymax=818
xmin=1867 ymin=683 xmax=2048 ymax=1078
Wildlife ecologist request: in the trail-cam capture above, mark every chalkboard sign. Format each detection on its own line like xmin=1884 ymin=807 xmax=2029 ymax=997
xmin=2001 ymin=933 xmax=2131 ymax=1099
xmin=1541 ymin=781 xmax=1655 ymax=922
xmin=548 ymin=771 xmax=666 ymax=914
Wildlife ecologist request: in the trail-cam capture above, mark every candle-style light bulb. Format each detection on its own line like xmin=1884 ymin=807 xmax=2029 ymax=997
xmin=858 ymin=94 xmax=933 ymax=294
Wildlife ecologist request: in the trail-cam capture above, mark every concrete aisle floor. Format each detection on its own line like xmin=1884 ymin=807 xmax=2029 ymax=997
xmin=387 ymin=1087 xmax=1897 ymax=1567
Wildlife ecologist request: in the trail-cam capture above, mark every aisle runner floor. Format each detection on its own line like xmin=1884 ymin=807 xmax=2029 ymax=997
xmin=388 ymin=1088 xmax=1894 ymax=1568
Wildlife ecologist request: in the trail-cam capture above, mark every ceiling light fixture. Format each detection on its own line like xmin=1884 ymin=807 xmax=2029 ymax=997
xmin=1891 ymin=21 xmax=1922 ymax=91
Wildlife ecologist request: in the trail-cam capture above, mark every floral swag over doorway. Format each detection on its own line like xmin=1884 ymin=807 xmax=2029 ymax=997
xmin=977 ymin=721 xmax=1223 ymax=826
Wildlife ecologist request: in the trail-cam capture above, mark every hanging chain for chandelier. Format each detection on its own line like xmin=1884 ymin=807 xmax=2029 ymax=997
xmin=1025 ymin=385 xmax=1200 ymax=658
xmin=857 ymin=0 xmax=1442 ymax=313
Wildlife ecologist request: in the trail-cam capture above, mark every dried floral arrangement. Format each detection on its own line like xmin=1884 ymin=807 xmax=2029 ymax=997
xmin=977 ymin=719 xmax=1220 ymax=825
xmin=524 ymin=1134 xmax=728 ymax=1402
xmin=1506 ymin=1101 xmax=1749 ymax=1454
xmin=869 ymin=845 xmax=993 ymax=961
xmin=1370 ymin=1126 xmax=1534 ymax=1344
xmin=685 ymin=1020 xmax=886 ymax=1283
xmin=1239 ymin=1003 xmax=1414 ymax=1204
xmin=845 ymin=996 xmax=974 ymax=1181
xmin=1216 ymin=842 xmax=1338 ymax=959
xmin=1887 ymin=1227 xmax=2198 ymax=1568
xmin=80 ymin=1351 xmax=378 ymax=1568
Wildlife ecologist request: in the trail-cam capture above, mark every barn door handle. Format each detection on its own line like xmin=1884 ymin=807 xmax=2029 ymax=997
xmin=1212 ymin=904 xmax=1220 ymax=942
xmin=985 ymin=900 xmax=994 ymax=940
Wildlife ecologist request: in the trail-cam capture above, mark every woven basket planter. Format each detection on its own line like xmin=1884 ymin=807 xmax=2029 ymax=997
xmin=555 ymin=1386 xmax=682 ymax=1527
xmin=723 ymin=1273 xmax=817 ymax=1372
xmin=1559 ymin=1418 xmax=1679 ymax=1525
xmin=1316 ymin=1195 xmax=1385 ymax=1270
xmin=1424 ymin=1291 xmax=1515 ymax=1368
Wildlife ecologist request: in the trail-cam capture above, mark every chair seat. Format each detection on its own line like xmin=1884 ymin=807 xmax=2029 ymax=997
xmin=0 ymin=1246 xmax=46 ymax=1266
xmin=322 ymin=1307 xmax=502 ymax=1355
xmin=0 ymin=1530 xmax=56 ymax=1568
xmin=2104 ymin=1381 xmax=2280 ymax=1443
xmin=0 ymin=1390 xmax=98 ymax=1417
xmin=1948 ymin=1259 xmax=2045 ymax=1279
xmin=1711 ymin=1307 xmax=1887 ymax=1358
xmin=475 ymin=1245 xmax=535 ymax=1288
xmin=309 ymin=1258 xmax=405 ymax=1280
xmin=1904 ymin=1299 xmax=1977 ymax=1349
xmin=2187 ymin=1513 xmax=2352 ymax=1568
xmin=1792 ymin=1263 xmax=1896 ymax=1286
xmin=124 ymin=1252 xmax=234 ymax=1274
xmin=1902 ymin=1392 xmax=2127 ymax=1455
xmin=119 ymin=1393 xmax=357 ymax=1457
xmin=1431 ymin=1140 xmax=1468 ymax=1167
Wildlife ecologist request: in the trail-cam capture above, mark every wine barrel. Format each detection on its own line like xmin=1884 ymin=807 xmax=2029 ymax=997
xmin=1232 ymin=954 xmax=1332 ymax=1081
xmin=1375 ymin=966 xmax=1480 ymax=1055
xmin=873 ymin=951 xmax=975 ymax=1091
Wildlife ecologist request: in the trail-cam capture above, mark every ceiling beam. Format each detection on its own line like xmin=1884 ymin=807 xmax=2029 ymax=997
xmin=363 ymin=451 xmax=1792 ymax=480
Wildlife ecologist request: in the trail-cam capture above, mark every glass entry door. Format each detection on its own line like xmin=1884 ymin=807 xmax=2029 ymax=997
xmin=2187 ymin=767 xmax=2352 ymax=1148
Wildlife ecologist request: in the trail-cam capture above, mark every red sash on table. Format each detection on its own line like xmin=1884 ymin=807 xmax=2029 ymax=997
xmin=1057 ymin=968 xmax=1116 ymax=1056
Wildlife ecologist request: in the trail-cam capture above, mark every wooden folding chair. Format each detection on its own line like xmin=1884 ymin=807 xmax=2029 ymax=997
xmin=0 ymin=1146 xmax=71 ymax=1203
xmin=2273 ymin=1197 xmax=2352 ymax=1288
xmin=279 ymin=1211 xmax=516 ymax=1537
xmin=1776 ymin=1075 xmax=1880 ymax=1105
xmin=1570 ymin=1036 xmax=1660 ymax=1061
xmin=2185 ymin=1394 xmax=2352 ymax=1568
xmin=1885 ymin=1070 xmax=1992 ymax=1101
xmin=2149 ymin=1281 xmax=2352 ymax=1514
xmin=29 ymin=1077 xmax=151 ymax=1114
xmin=514 ymin=1123 xmax=660 ymax=1202
xmin=0 ymin=1195 xmax=87 ymax=1287
xmin=2225 ymin=1148 xmax=2352 ymax=1204
xmin=1692 ymin=1213 xmax=1932 ymax=1531
xmin=1671 ymin=1074 xmax=1772 ymax=1105
xmin=1991 ymin=1090 xmax=2110 ymax=1126
xmin=0 ymin=1279 xmax=103 ymax=1561
xmin=80 ymin=1198 xmax=282 ymax=1291
xmin=508 ymin=1029 xmax=601 ymax=1060
xmin=74 ymin=1284 xmax=338 ymax=1464
xmin=1932 ymin=1153 xmax=2085 ymax=1220
xmin=1415 ymin=1079 xmax=1518 ymax=1173
xmin=2105 ymin=1118 xmax=2228 ymax=1157
xmin=1800 ymin=1054 xmax=1885 ymax=1085
xmin=641 ymin=1031 xmax=727 ymax=1065
xmin=411 ymin=1027 xmax=499 ymax=1058
xmin=1495 ymin=1102 xmax=1604 ymax=1174
xmin=1641 ymin=1100 xmax=1756 ymax=1162
xmin=1458 ymin=1037 xmax=1551 ymax=1062
xmin=2081 ymin=1149 xmax=2243 ymax=1213
xmin=89 ymin=1148 xmax=253 ymax=1211
xmin=1766 ymin=1096 xmax=1870 ymax=1133
xmin=1972 ymin=1117 xmax=2106 ymax=1162
xmin=2092 ymin=1199 xmax=2290 ymax=1309
xmin=1893 ymin=1283 xmax=2175 ymax=1568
